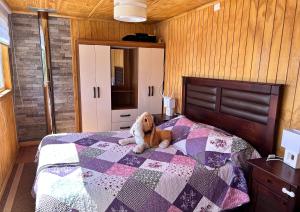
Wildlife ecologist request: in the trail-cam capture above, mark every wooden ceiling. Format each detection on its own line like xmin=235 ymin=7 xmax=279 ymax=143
xmin=4 ymin=0 xmax=215 ymax=22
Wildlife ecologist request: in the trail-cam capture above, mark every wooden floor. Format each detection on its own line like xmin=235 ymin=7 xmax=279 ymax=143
xmin=0 ymin=145 xmax=38 ymax=212
xmin=16 ymin=146 xmax=38 ymax=164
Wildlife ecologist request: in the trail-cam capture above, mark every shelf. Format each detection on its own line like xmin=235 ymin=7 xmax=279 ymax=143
xmin=77 ymin=40 xmax=165 ymax=49
xmin=112 ymin=90 xmax=134 ymax=93
xmin=112 ymin=105 xmax=137 ymax=110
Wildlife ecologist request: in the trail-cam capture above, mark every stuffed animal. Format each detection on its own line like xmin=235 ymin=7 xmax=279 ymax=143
xmin=118 ymin=112 xmax=172 ymax=153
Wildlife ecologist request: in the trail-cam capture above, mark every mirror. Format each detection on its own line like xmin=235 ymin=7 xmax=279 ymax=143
xmin=111 ymin=49 xmax=124 ymax=86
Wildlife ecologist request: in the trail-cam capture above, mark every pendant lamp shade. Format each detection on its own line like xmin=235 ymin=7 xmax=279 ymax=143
xmin=114 ymin=0 xmax=147 ymax=22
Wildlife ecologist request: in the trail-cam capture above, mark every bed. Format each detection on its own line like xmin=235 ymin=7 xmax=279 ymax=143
xmin=33 ymin=77 xmax=283 ymax=212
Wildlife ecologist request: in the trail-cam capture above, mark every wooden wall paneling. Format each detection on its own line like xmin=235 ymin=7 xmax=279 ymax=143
xmin=0 ymin=92 xmax=18 ymax=199
xmin=291 ymin=1 xmax=300 ymax=129
xmin=204 ymin=8 xmax=212 ymax=77
xmin=192 ymin=11 xmax=199 ymax=76
xmin=175 ymin=18 xmax=182 ymax=105
xmin=236 ymin=0 xmax=251 ymax=80
xmin=201 ymin=9 xmax=208 ymax=77
xmin=275 ymin=0 xmax=297 ymax=154
xmin=291 ymin=62 xmax=300 ymax=128
xmin=209 ymin=7 xmax=218 ymax=78
xmin=250 ymin=0 xmax=267 ymax=82
xmin=218 ymin=0 xmax=230 ymax=79
xmin=213 ymin=1 xmax=224 ymax=79
xmin=276 ymin=0 xmax=296 ymax=83
xmin=157 ymin=0 xmax=300 ymax=154
xmin=190 ymin=11 xmax=197 ymax=77
xmin=224 ymin=0 xmax=236 ymax=80
xmin=243 ymin=0 xmax=259 ymax=81
xmin=276 ymin=0 xmax=300 ymax=153
xmin=258 ymin=0 xmax=277 ymax=82
xmin=196 ymin=10 xmax=204 ymax=77
xmin=230 ymin=0 xmax=244 ymax=80
xmin=267 ymin=0 xmax=287 ymax=83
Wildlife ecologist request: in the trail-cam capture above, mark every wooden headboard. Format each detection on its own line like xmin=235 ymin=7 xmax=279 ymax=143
xmin=182 ymin=77 xmax=283 ymax=156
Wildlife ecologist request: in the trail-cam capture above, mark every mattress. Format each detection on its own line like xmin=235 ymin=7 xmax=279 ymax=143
xmin=33 ymin=131 xmax=252 ymax=212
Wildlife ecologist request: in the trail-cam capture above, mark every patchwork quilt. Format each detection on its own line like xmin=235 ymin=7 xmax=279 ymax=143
xmin=33 ymin=131 xmax=252 ymax=212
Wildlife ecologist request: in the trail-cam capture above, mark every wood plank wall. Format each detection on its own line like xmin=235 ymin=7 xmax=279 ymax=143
xmin=0 ymin=92 xmax=18 ymax=198
xmin=157 ymin=0 xmax=300 ymax=155
xmin=70 ymin=19 xmax=156 ymax=130
xmin=0 ymin=44 xmax=18 ymax=198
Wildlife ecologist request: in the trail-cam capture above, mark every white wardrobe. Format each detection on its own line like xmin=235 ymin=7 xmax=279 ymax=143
xmin=79 ymin=44 xmax=165 ymax=132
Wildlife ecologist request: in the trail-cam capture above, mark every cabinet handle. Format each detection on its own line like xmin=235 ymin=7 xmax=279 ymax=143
xmin=151 ymin=86 xmax=154 ymax=96
xmin=97 ymin=87 xmax=100 ymax=98
xmin=120 ymin=114 xmax=131 ymax=117
xmin=148 ymin=86 xmax=151 ymax=96
xmin=93 ymin=87 xmax=96 ymax=98
xmin=120 ymin=126 xmax=131 ymax=130
xmin=282 ymin=187 xmax=295 ymax=198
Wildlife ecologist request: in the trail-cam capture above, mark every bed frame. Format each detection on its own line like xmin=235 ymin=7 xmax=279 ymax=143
xmin=182 ymin=77 xmax=283 ymax=156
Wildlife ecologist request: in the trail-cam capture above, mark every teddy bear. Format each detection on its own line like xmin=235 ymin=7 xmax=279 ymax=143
xmin=118 ymin=112 xmax=172 ymax=154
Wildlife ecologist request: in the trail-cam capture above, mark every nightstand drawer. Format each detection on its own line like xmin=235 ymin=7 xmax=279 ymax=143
xmin=253 ymin=167 xmax=291 ymax=198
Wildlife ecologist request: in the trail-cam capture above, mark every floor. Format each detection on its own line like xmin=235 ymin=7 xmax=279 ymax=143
xmin=0 ymin=145 xmax=38 ymax=212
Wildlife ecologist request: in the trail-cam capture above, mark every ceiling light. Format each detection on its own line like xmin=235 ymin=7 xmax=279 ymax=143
xmin=114 ymin=0 xmax=147 ymax=23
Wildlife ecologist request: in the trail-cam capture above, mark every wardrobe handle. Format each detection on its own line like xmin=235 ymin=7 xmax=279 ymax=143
xmin=151 ymin=86 xmax=154 ymax=96
xmin=148 ymin=86 xmax=151 ymax=96
xmin=93 ymin=87 xmax=96 ymax=98
xmin=97 ymin=87 xmax=100 ymax=98
xmin=120 ymin=126 xmax=131 ymax=130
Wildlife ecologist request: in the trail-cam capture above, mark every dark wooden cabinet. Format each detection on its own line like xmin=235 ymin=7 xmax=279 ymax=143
xmin=248 ymin=158 xmax=300 ymax=212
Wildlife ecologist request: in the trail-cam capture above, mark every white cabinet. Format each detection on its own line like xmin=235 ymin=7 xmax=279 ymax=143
xmin=79 ymin=45 xmax=164 ymax=133
xmin=138 ymin=48 xmax=164 ymax=115
xmin=79 ymin=44 xmax=111 ymax=132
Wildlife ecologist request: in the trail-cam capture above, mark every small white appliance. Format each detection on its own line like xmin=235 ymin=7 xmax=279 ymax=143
xmin=163 ymin=96 xmax=175 ymax=116
xmin=281 ymin=129 xmax=300 ymax=169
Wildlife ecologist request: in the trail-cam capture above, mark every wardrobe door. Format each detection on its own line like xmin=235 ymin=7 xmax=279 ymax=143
xmin=138 ymin=48 xmax=152 ymax=115
xmin=149 ymin=48 xmax=164 ymax=114
xmin=95 ymin=45 xmax=112 ymax=131
xmin=79 ymin=45 xmax=98 ymax=132
xmin=138 ymin=48 xmax=164 ymax=115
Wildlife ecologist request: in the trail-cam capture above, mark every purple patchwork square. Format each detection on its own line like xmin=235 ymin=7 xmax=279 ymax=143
xmin=173 ymin=184 xmax=202 ymax=211
xmin=140 ymin=192 xmax=171 ymax=211
xmin=149 ymin=151 xmax=174 ymax=162
xmin=158 ymin=118 xmax=179 ymax=129
xmin=188 ymin=165 xmax=229 ymax=207
xmin=186 ymin=137 xmax=207 ymax=156
xmin=205 ymin=151 xmax=231 ymax=168
xmin=118 ymin=155 xmax=146 ymax=167
xmin=231 ymin=167 xmax=248 ymax=193
xmin=117 ymin=178 xmax=154 ymax=211
xmin=107 ymin=199 xmax=134 ymax=212
xmin=75 ymin=138 xmax=99 ymax=146
xmin=80 ymin=157 xmax=113 ymax=172
xmin=100 ymin=136 xmax=122 ymax=143
xmin=172 ymin=126 xmax=191 ymax=143
xmin=87 ymin=132 xmax=115 ymax=140
xmin=128 ymin=149 xmax=154 ymax=159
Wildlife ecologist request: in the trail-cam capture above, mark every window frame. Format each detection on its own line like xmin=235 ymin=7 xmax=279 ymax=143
xmin=0 ymin=43 xmax=12 ymax=94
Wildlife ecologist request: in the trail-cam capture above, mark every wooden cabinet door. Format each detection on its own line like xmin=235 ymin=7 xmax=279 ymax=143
xmin=138 ymin=48 xmax=152 ymax=115
xmin=95 ymin=45 xmax=111 ymax=131
xmin=79 ymin=45 xmax=98 ymax=132
xmin=138 ymin=48 xmax=164 ymax=115
xmin=251 ymin=181 xmax=290 ymax=212
xmin=149 ymin=48 xmax=164 ymax=114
